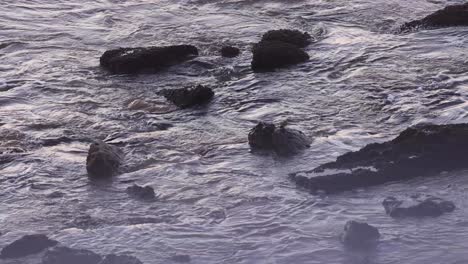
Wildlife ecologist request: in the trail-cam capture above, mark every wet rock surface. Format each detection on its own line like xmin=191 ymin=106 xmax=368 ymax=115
xmin=0 ymin=234 xmax=58 ymax=259
xmin=41 ymin=246 xmax=102 ymax=264
xmin=291 ymin=123 xmax=468 ymax=193
xmin=383 ymin=195 xmax=455 ymax=218
xmin=100 ymin=254 xmax=143 ymax=264
xmin=401 ymin=3 xmax=468 ymax=32
xmin=86 ymin=140 xmax=123 ymax=178
xmin=220 ymin=46 xmax=240 ymax=58
xmin=248 ymin=122 xmax=310 ymax=156
xmin=126 ymin=184 xmax=156 ymax=200
xmin=100 ymin=45 xmax=199 ymax=74
xmin=341 ymin=221 xmax=380 ymax=249
xmin=261 ymin=29 xmax=312 ymax=48
xmin=161 ymin=85 xmax=214 ymax=108
xmin=251 ymin=41 xmax=309 ymax=72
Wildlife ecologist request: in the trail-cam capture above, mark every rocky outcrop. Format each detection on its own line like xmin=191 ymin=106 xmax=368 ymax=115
xmin=400 ymin=3 xmax=468 ymax=32
xmin=41 ymin=246 xmax=102 ymax=264
xmin=126 ymin=184 xmax=156 ymax=200
xmin=100 ymin=254 xmax=143 ymax=264
xmin=341 ymin=221 xmax=380 ymax=249
xmin=86 ymin=140 xmax=123 ymax=178
xmin=383 ymin=195 xmax=455 ymax=218
xmin=220 ymin=46 xmax=240 ymax=58
xmin=100 ymin=45 xmax=198 ymax=74
xmin=248 ymin=122 xmax=311 ymax=156
xmin=291 ymin=123 xmax=468 ymax=193
xmin=251 ymin=41 xmax=309 ymax=72
xmin=161 ymin=85 xmax=214 ymax=108
xmin=0 ymin=234 xmax=57 ymax=259
xmin=261 ymin=29 xmax=312 ymax=48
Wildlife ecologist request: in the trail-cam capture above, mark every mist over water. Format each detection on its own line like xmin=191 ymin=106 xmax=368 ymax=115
xmin=1 ymin=0 xmax=468 ymax=263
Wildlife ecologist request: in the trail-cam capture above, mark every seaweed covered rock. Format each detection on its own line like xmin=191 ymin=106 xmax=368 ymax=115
xmin=383 ymin=195 xmax=455 ymax=218
xmin=100 ymin=254 xmax=143 ymax=264
xmin=126 ymin=184 xmax=156 ymax=200
xmin=341 ymin=221 xmax=380 ymax=249
xmin=291 ymin=123 xmax=468 ymax=193
xmin=401 ymin=3 xmax=468 ymax=32
xmin=100 ymin=45 xmax=198 ymax=74
xmin=86 ymin=140 xmax=123 ymax=178
xmin=220 ymin=46 xmax=240 ymax=58
xmin=161 ymin=85 xmax=214 ymax=108
xmin=0 ymin=234 xmax=57 ymax=259
xmin=261 ymin=29 xmax=312 ymax=48
xmin=41 ymin=246 xmax=102 ymax=264
xmin=248 ymin=122 xmax=310 ymax=156
xmin=251 ymin=41 xmax=309 ymax=72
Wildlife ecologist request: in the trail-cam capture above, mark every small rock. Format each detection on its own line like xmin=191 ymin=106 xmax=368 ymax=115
xmin=0 ymin=234 xmax=58 ymax=259
xmin=161 ymin=85 xmax=214 ymax=108
xmin=220 ymin=46 xmax=240 ymax=58
xmin=261 ymin=29 xmax=312 ymax=48
xmin=41 ymin=246 xmax=102 ymax=264
xmin=100 ymin=254 xmax=143 ymax=264
xmin=171 ymin=254 xmax=191 ymax=263
xmin=341 ymin=221 xmax=380 ymax=249
xmin=383 ymin=195 xmax=455 ymax=218
xmin=251 ymin=41 xmax=309 ymax=72
xmin=126 ymin=184 xmax=156 ymax=200
xmin=86 ymin=140 xmax=123 ymax=178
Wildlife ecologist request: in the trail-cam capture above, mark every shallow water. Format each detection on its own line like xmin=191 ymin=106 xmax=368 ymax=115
xmin=1 ymin=0 xmax=468 ymax=263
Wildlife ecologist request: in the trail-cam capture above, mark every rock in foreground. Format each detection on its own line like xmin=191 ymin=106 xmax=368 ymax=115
xmin=261 ymin=29 xmax=312 ymax=48
xmin=41 ymin=246 xmax=102 ymax=264
xmin=291 ymin=123 xmax=468 ymax=193
xmin=401 ymin=3 xmax=468 ymax=32
xmin=161 ymin=85 xmax=214 ymax=108
xmin=251 ymin=41 xmax=309 ymax=72
xmin=383 ymin=195 xmax=455 ymax=218
xmin=0 ymin=234 xmax=57 ymax=259
xmin=86 ymin=140 xmax=123 ymax=178
xmin=341 ymin=221 xmax=380 ymax=249
xmin=248 ymin=122 xmax=311 ymax=156
xmin=126 ymin=184 xmax=156 ymax=200
xmin=100 ymin=45 xmax=198 ymax=74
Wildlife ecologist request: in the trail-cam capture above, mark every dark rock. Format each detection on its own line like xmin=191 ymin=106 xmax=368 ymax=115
xmin=126 ymin=184 xmax=156 ymax=200
xmin=100 ymin=254 xmax=143 ymax=264
xmin=220 ymin=46 xmax=240 ymax=58
xmin=171 ymin=254 xmax=191 ymax=263
xmin=42 ymin=136 xmax=73 ymax=147
xmin=161 ymin=85 xmax=214 ymax=108
xmin=0 ymin=234 xmax=58 ymax=259
xmin=341 ymin=221 xmax=380 ymax=249
xmin=261 ymin=29 xmax=312 ymax=48
xmin=401 ymin=3 xmax=468 ymax=32
xmin=41 ymin=246 xmax=102 ymax=264
xmin=251 ymin=41 xmax=309 ymax=72
xmin=383 ymin=195 xmax=455 ymax=218
xmin=100 ymin=45 xmax=198 ymax=74
xmin=248 ymin=122 xmax=310 ymax=156
xmin=86 ymin=140 xmax=123 ymax=178
xmin=291 ymin=123 xmax=468 ymax=193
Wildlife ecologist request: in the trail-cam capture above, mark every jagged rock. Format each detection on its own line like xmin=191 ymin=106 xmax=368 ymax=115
xmin=341 ymin=221 xmax=380 ymax=249
xmin=261 ymin=29 xmax=312 ymax=48
xmin=291 ymin=123 xmax=468 ymax=193
xmin=161 ymin=85 xmax=214 ymax=108
xmin=100 ymin=45 xmax=198 ymax=74
xmin=251 ymin=41 xmax=309 ymax=72
xmin=383 ymin=195 xmax=455 ymax=218
xmin=0 ymin=234 xmax=57 ymax=259
xmin=86 ymin=140 xmax=123 ymax=178
xmin=100 ymin=254 xmax=143 ymax=264
xmin=220 ymin=46 xmax=240 ymax=58
xmin=248 ymin=122 xmax=311 ymax=156
xmin=41 ymin=246 xmax=102 ymax=264
xmin=401 ymin=3 xmax=468 ymax=32
xmin=126 ymin=184 xmax=156 ymax=200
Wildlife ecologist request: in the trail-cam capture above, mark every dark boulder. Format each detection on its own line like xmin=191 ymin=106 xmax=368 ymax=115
xmin=126 ymin=184 xmax=156 ymax=200
xmin=0 ymin=234 xmax=57 ymax=259
xmin=220 ymin=46 xmax=240 ymax=58
xmin=161 ymin=85 xmax=214 ymax=108
xmin=251 ymin=41 xmax=309 ymax=72
xmin=401 ymin=3 xmax=468 ymax=32
xmin=100 ymin=45 xmax=198 ymax=74
xmin=41 ymin=246 xmax=102 ymax=264
xmin=86 ymin=140 xmax=123 ymax=178
xmin=291 ymin=123 xmax=468 ymax=193
xmin=383 ymin=195 xmax=455 ymax=218
xmin=248 ymin=122 xmax=311 ymax=156
xmin=100 ymin=254 xmax=143 ymax=264
xmin=341 ymin=221 xmax=380 ymax=249
xmin=261 ymin=29 xmax=312 ymax=48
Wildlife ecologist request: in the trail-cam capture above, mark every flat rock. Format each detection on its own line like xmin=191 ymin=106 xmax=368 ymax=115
xmin=126 ymin=184 xmax=156 ymax=200
xmin=383 ymin=195 xmax=455 ymax=218
xmin=341 ymin=221 xmax=380 ymax=249
xmin=401 ymin=3 xmax=468 ymax=32
xmin=161 ymin=85 xmax=214 ymax=108
xmin=100 ymin=254 xmax=143 ymax=264
xmin=261 ymin=29 xmax=312 ymax=48
xmin=86 ymin=140 xmax=123 ymax=178
xmin=251 ymin=41 xmax=309 ymax=72
xmin=0 ymin=234 xmax=58 ymax=259
xmin=41 ymin=246 xmax=102 ymax=264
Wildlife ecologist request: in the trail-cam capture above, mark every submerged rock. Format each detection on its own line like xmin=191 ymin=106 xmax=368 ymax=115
xmin=383 ymin=195 xmax=455 ymax=218
xmin=86 ymin=140 xmax=123 ymax=178
xmin=161 ymin=85 xmax=214 ymax=108
xmin=41 ymin=246 xmax=102 ymax=264
xmin=341 ymin=221 xmax=380 ymax=249
xmin=401 ymin=3 xmax=468 ymax=32
xmin=261 ymin=29 xmax=312 ymax=48
xmin=248 ymin=122 xmax=310 ymax=156
xmin=126 ymin=184 xmax=156 ymax=200
xmin=0 ymin=234 xmax=58 ymax=259
xmin=100 ymin=254 xmax=143 ymax=264
xmin=100 ymin=45 xmax=198 ymax=74
xmin=291 ymin=123 xmax=468 ymax=193
xmin=220 ymin=46 xmax=240 ymax=58
xmin=251 ymin=41 xmax=309 ymax=72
